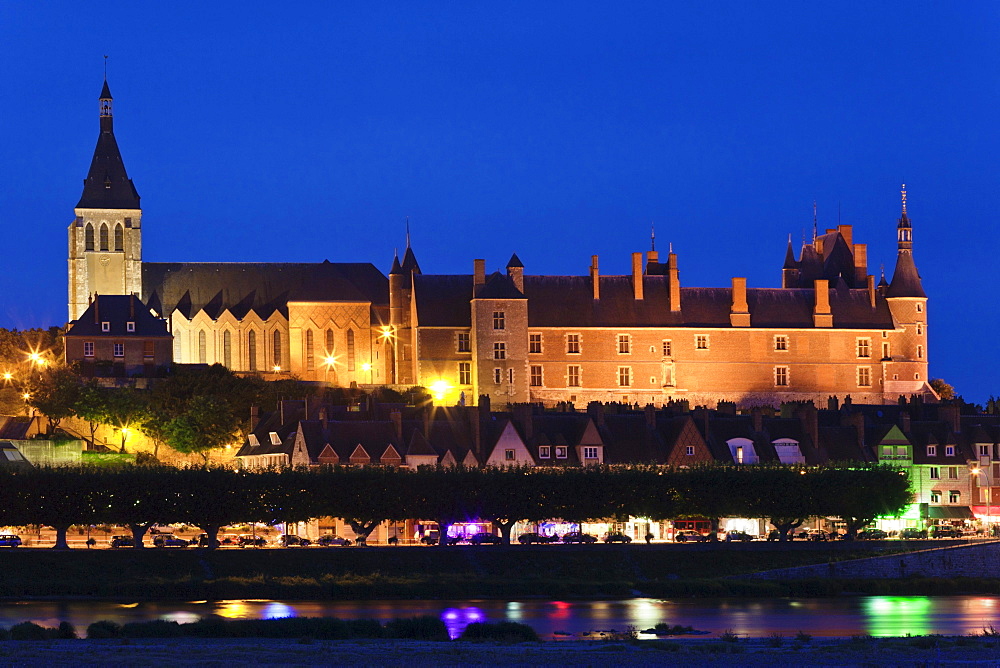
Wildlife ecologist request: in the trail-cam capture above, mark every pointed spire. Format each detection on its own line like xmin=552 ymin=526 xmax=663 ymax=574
xmin=812 ymin=200 xmax=818 ymax=243
xmin=77 ymin=77 xmax=140 ymax=210
xmin=650 ymin=222 xmax=656 ymax=252
xmin=888 ymin=185 xmax=925 ymax=298
xmin=783 ymin=234 xmax=797 ymax=269
xmin=405 ymin=216 xmax=411 ymax=249
xmin=389 ymin=249 xmax=402 ymax=275
xmin=896 ymin=183 xmax=912 ymax=253
xmin=506 ymin=253 xmax=523 ymax=268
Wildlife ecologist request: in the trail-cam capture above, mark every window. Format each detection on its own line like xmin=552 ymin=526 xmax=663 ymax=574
xmin=882 ymin=342 xmax=890 ymax=359
xmin=539 ymin=445 xmax=551 ymax=459
xmin=949 ymin=490 xmax=960 ymax=504
xmin=617 ymin=334 xmax=631 ymax=354
xmin=948 ymin=466 xmax=958 ymax=479
xmin=774 ymin=366 xmax=789 ymax=387
xmin=555 ymin=446 xmax=568 ymax=459
xmin=685 ymin=445 xmax=694 ymax=456
xmin=930 ymin=491 xmax=941 ymax=504
xmin=457 ymin=332 xmax=471 ymax=353
xmin=325 ymin=329 xmax=335 ymax=356
xmin=917 ymin=345 xmax=924 ymax=359
xmin=113 ymin=342 xmax=124 ymax=358
xmin=143 ymin=341 xmax=154 ymax=359
xmin=567 ymin=365 xmax=581 ymax=387
xmin=459 ymin=362 xmax=471 ymax=385
xmin=857 ymin=338 xmax=871 ymax=358
xmin=945 ymin=445 xmax=954 ymax=457
xmin=345 ymin=329 xmax=355 ymax=371
xmin=916 ymin=303 xmax=923 ymax=313
xmin=583 ymin=446 xmax=598 ymax=460
xmin=248 ymin=331 xmax=257 ymax=371
xmin=618 ymin=366 xmax=631 ymax=387
xmin=85 ymin=223 xmax=94 ymax=251
xmin=980 ymin=445 xmax=990 ymax=457
xmin=494 ymin=368 xmax=502 ymax=384
xmin=929 ymin=467 xmax=940 ymax=480
xmin=695 ymin=335 xmax=709 ymax=350
xmin=916 ymin=323 xmax=923 ymax=335
xmin=857 ymin=367 xmax=872 ymax=387
xmin=504 ymin=449 xmax=515 ymax=461
xmin=83 ymin=341 xmax=94 ymax=357
xmin=198 ymin=330 xmax=207 ymax=364
xmin=915 ymin=373 xmax=921 ymax=380
xmin=126 ymin=321 xmax=135 ymax=332
xmin=101 ymin=322 xmax=110 ymax=332
xmin=494 ymin=342 xmax=506 ymax=360
xmin=566 ymin=334 xmax=581 ymax=354
xmin=927 ymin=445 xmax=937 ymax=456
xmin=882 ymin=446 xmax=892 ymax=458
xmin=99 ymin=223 xmax=109 ymax=251
xmin=305 ymin=330 xmax=314 ymax=371
xmin=493 ymin=311 xmax=505 ymax=330
xmin=507 ymin=368 xmax=515 ymax=385
xmin=529 ymin=333 xmax=542 ymax=354
xmin=774 ymin=335 xmax=788 ymax=351
xmin=114 ymin=224 xmax=124 ymax=251
xmin=530 ymin=365 xmax=542 ymax=387
xmin=274 ymin=330 xmax=283 ymax=369
xmin=662 ymin=339 xmax=672 ymax=357
xmin=223 ymin=330 xmax=232 ymax=368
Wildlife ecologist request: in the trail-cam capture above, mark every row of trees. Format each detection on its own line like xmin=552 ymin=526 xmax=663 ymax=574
xmin=0 ymin=464 xmax=912 ymax=549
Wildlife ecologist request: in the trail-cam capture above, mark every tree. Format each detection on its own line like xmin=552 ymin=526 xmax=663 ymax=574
xmin=27 ymin=367 xmax=81 ymax=434
xmin=73 ymin=381 xmax=108 ymax=449
xmin=160 ymin=395 xmax=242 ymax=464
xmin=750 ymin=466 xmax=817 ymax=541
xmin=815 ymin=465 xmax=912 ymax=540
xmin=929 ymin=378 xmax=955 ymax=401
xmin=98 ymin=387 xmax=151 ymax=452
xmin=468 ymin=466 xmax=547 ymax=545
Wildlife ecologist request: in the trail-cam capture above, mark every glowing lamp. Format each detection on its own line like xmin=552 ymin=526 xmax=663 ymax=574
xmin=323 ymin=356 xmax=337 ymax=367
xmin=22 ymin=393 xmax=30 ymax=400
xmin=272 ymin=365 xmax=281 ymax=372
xmin=430 ymin=379 xmax=452 ymax=401
xmin=2 ymin=372 xmax=11 ymax=381
xmin=361 ymin=363 xmax=372 ymax=372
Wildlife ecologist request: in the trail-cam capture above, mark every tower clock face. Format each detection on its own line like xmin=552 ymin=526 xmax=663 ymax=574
xmin=100 ymin=255 xmax=111 ymax=266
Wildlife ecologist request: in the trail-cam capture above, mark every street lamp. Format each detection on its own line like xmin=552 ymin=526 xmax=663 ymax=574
xmin=970 ymin=464 xmax=993 ymax=536
xmin=361 ymin=362 xmax=373 ymax=385
xmin=322 ymin=355 xmax=338 ymax=384
xmin=379 ymin=326 xmax=396 ymax=384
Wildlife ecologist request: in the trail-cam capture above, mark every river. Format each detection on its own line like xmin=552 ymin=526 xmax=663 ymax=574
xmin=2 ymin=597 xmax=1000 ymax=639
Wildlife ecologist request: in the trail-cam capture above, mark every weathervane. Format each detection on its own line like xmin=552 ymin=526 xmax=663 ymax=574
xmin=901 ymin=183 xmax=907 ymax=215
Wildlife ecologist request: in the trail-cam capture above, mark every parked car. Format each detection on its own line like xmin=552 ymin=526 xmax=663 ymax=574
xmin=469 ymin=532 xmax=502 ymax=545
xmin=561 ymin=531 xmax=598 ymax=544
xmin=109 ymin=535 xmax=134 ymax=548
xmin=279 ymin=535 xmax=311 ymax=548
xmin=604 ymin=532 xmax=633 ymax=544
xmin=238 ymin=535 xmax=268 ymax=548
xmin=152 ymin=533 xmax=188 ymax=548
xmin=517 ymin=532 xmax=559 ymax=545
xmin=674 ymin=530 xmax=709 ymax=543
xmin=805 ymin=530 xmax=829 ymax=542
xmin=929 ymin=525 xmax=963 ymax=539
xmin=725 ymin=530 xmax=754 ymax=542
xmin=857 ymin=528 xmax=888 ymax=540
xmin=316 ymin=534 xmax=351 ymax=547
xmin=900 ymin=527 xmax=928 ymax=539
xmin=0 ymin=534 xmax=22 ymax=548
xmin=419 ymin=533 xmax=441 ymax=545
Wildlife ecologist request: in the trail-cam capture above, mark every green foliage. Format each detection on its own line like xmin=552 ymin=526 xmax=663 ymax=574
xmin=26 ymin=366 xmax=81 ymax=433
xmin=86 ymin=620 xmax=123 ymax=639
xmin=460 ymin=621 xmax=539 ymax=642
xmin=929 ymin=378 xmax=956 ymax=400
xmin=9 ymin=621 xmax=51 ymax=640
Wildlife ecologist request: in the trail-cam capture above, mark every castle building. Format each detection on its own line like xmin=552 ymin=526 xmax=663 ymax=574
xmin=68 ymin=80 xmax=932 ymax=407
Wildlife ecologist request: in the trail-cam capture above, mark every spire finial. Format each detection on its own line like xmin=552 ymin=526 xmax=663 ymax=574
xmin=901 ymin=183 xmax=907 ymax=215
xmin=668 ymin=241 xmax=673 ymax=254
xmin=812 ymin=200 xmax=818 ymax=242
xmin=880 ymin=263 xmax=885 ymax=280
xmin=650 ymin=221 xmax=655 ymax=252
xmin=405 ymin=216 xmax=411 ymax=248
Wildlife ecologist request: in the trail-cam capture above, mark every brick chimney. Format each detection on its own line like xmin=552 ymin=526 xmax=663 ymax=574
xmin=751 ymin=406 xmax=763 ymax=433
xmin=938 ymin=403 xmax=961 ymax=434
xmin=587 ymin=401 xmax=605 ymax=428
xmin=390 ymin=410 xmax=402 ymax=440
xmin=512 ymin=403 xmax=533 ymax=440
xmin=473 ymin=259 xmax=486 ymax=292
xmin=632 ymin=252 xmax=644 ymax=300
xmin=590 ymin=255 xmax=600 ymax=300
xmin=813 ymin=279 xmax=832 ymax=327
xmin=794 ymin=403 xmax=819 ymax=453
xmin=730 ymin=277 xmax=750 ymax=327
xmin=644 ymin=404 xmax=656 ymax=428
xmin=867 ymin=275 xmax=876 ymax=308
xmin=667 ymin=252 xmax=681 ymax=312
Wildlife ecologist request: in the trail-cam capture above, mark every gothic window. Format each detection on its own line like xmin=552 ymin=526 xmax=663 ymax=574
xmin=306 ymin=330 xmax=315 ymax=371
xmin=346 ymin=329 xmax=355 ymax=371
xmin=114 ymin=224 xmax=124 ymax=251
xmin=325 ymin=329 xmax=335 ymax=356
xmin=248 ymin=331 xmax=257 ymax=371
xmin=85 ymin=224 xmax=95 ymax=251
xmin=99 ymin=224 xmax=109 ymax=251
xmin=223 ymin=330 xmax=232 ymax=368
xmin=198 ymin=330 xmax=207 ymax=364
xmin=273 ymin=330 xmax=282 ymax=369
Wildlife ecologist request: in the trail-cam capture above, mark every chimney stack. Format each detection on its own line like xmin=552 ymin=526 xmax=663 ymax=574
xmin=813 ymin=279 xmax=833 ymax=327
xmin=473 ymin=259 xmax=486 ymax=290
xmin=644 ymin=403 xmax=656 ymax=428
xmin=390 ymin=410 xmax=402 ymax=439
xmin=867 ymin=275 xmax=876 ymax=308
xmin=590 ymin=255 xmax=600 ymax=300
xmin=668 ymin=252 xmax=681 ymax=312
xmin=632 ymin=252 xmax=644 ymax=300
xmin=730 ymin=277 xmax=750 ymax=327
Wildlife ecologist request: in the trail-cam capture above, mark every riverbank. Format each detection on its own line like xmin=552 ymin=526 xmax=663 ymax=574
xmin=1 ymin=636 xmax=998 ymax=666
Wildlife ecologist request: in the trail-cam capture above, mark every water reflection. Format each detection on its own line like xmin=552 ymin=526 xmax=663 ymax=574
xmin=864 ymin=597 xmax=932 ymax=637
xmin=440 ymin=607 xmax=486 ymax=639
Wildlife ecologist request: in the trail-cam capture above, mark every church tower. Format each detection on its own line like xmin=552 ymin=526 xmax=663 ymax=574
xmin=68 ymin=79 xmax=142 ymax=322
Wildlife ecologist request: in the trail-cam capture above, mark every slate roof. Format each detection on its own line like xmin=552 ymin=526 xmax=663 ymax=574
xmin=142 ymin=261 xmax=388 ymax=319
xmin=66 ymin=294 xmax=170 ymax=337
xmin=77 ymin=81 xmax=141 ymax=210
xmin=887 ymin=252 xmax=926 ymax=298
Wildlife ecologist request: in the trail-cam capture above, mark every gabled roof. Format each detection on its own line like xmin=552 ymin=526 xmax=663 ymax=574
xmin=476 ymin=272 xmax=525 ymax=300
xmin=66 ymin=294 xmax=170 ymax=337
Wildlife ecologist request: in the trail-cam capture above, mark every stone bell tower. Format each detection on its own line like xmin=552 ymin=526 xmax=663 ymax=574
xmin=68 ymin=78 xmax=142 ymax=322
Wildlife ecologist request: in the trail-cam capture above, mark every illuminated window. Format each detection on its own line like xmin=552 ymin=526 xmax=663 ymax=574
xmin=223 ymin=330 xmax=232 ymax=368
xmin=305 ymin=330 xmax=314 ymax=371
xmin=494 ymin=368 xmax=501 ymax=384
xmin=494 ymin=342 xmax=506 ymax=360
xmin=529 ymin=333 xmax=542 ymax=354
xmin=530 ymin=365 xmax=542 ymax=387
xmin=83 ymin=341 xmax=94 ymax=357
xmin=774 ymin=335 xmax=788 ymax=351
xmin=248 ymin=331 xmax=257 ymax=371
xmin=695 ymin=335 xmax=709 ymax=350
xmin=857 ymin=367 xmax=872 ymax=387
xmin=617 ymin=334 xmax=631 ymax=354
xmin=198 ymin=330 xmax=207 ymax=364
xmin=566 ymin=334 xmax=581 ymax=354
xmin=685 ymin=446 xmax=694 ymax=456
xmin=662 ymin=339 xmax=672 ymax=356
xmin=857 ymin=338 xmax=871 ymax=358
xmin=326 ymin=329 xmax=335 ymax=356
xmin=345 ymin=329 xmax=354 ymax=371
xmin=555 ymin=446 xmax=568 ymax=459
xmin=949 ymin=490 xmax=960 ymax=503
xmin=274 ymin=330 xmax=283 ymax=369
xmin=583 ymin=446 xmax=598 ymax=460
xmin=567 ymin=365 xmax=580 ymax=387
xmin=126 ymin=321 xmax=135 ymax=332
xmin=618 ymin=366 xmax=631 ymax=387
xmin=493 ymin=311 xmax=505 ymax=330
xmin=459 ymin=362 xmax=471 ymax=385
xmin=113 ymin=342 xmax=124 ymax=358
xmin=505 ymin=449 xmax=515 ymax=461
xmin=457 ymin=332 xmax=471 ymax=353
xmin=774 ymin=366 xmax=789 ymax=387
xmin=539 ymin=446 xmax=550 ymax=459
xmin=114 ymin=223 xmax=123 ymax=252
xmin=101 ymin=322 xmax=110 ymax=332
xmin=85 ymin=223 xmax=94 ymax=251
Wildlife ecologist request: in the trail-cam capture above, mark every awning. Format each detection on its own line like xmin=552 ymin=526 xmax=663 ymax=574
xmin=928 ymin=506 xmax=975 ymax=520
xmin=970 ymin=506 xmax=1000 ymax=517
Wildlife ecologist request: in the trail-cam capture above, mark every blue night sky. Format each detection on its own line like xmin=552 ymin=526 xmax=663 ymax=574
xmin=1 ymin=3 xmax=998 ymax=402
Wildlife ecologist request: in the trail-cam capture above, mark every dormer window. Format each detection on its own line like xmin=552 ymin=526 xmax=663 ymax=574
xmin=101 ymin=322 xmax=110 ymax=332
xmin=927 ymin=445 xmax=937 ymax=457
xmin=539 ymin=445 xmax=550 ymax=459
xmin=945 ymin=445 xmax=954 ymax=457
xmin=269 ymin=432 xmax=281 ymax=446
xmin=555 ymin=446 xmax=568 ymax=459
xmin=248 ymin=434 xmax=260 ymax=446
xmin=126 ymin=322 xmax=135 ymax=332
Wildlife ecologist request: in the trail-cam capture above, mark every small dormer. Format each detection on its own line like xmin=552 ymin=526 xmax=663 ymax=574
xmin=317 ymin=444 xmax=338 ymax=465
xmin=380 ymin=444 xmax=403 ymax=466
xmin=269 ymin=432 xmax=281 ymax=446
xmin=727 ymin=437 xmax=757 ymax=464
xmin=248 ymin=434 xmax=260 ymax=447
xmin=772 ymin=438 xmax=804 ymax=464
xmin=349 ymin=444 xmax=370 ymax=466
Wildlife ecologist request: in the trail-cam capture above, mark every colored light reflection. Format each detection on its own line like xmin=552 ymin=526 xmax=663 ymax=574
xmin=262 ymin=602 xmax=295 ymax=619
xmin=160 ymin=612 xmax=200 ymax=624
xmin=863 ymin=596 xmax=932 ymax=637
xmin=440 ymin=606 xmax=486 ymax=639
